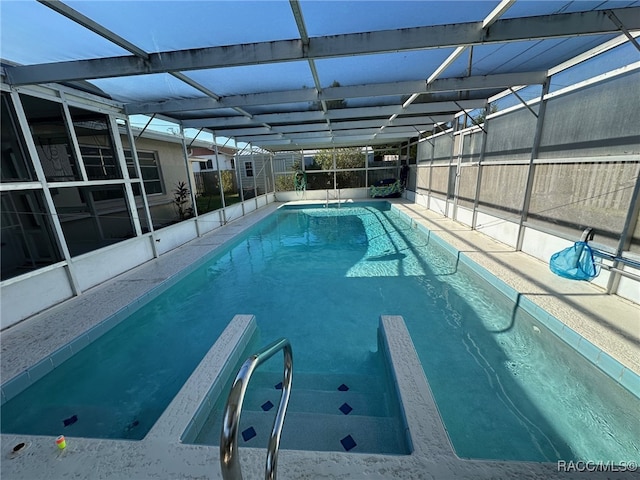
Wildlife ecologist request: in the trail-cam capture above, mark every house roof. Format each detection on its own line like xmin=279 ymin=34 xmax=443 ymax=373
xmin=189 ymin=146 xmax=237 ymax=158
xmin=2 ymin=1 xmax=638 ymax=151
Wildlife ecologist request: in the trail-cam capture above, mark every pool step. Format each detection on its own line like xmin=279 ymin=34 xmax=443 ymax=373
xmin=197 ymin=409 xmax=408 ymax=454
xmin=194 ymin=370 xmax=409 ymax=454
xmin=243 ymin=385 xmax=392 ymax=417
xmin=248 ymin=369 xmax=388 ymax=395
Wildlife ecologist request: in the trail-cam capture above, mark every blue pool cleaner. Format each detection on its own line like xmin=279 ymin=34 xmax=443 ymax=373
xmin=549 ymin=228 xmax=599 ymax=281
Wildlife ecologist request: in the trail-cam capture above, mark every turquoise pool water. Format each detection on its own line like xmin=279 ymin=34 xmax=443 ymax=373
xmin=2 ymin=202 xmax=639 ymax=462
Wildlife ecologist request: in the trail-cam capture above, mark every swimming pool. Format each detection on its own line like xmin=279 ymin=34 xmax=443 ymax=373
xmin=1 ymin=202 xmax=638 ymax=462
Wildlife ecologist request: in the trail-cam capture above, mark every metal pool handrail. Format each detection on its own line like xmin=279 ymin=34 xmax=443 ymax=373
xmin=220 ymin=338 xmax=293 ymax=480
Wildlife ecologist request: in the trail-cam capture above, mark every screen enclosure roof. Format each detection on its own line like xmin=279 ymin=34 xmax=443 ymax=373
xmin=1 ymin=0 xmax=639 ymax=151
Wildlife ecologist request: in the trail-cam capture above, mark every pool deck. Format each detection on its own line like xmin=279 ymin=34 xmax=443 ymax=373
xmin=389 ymin=201 xmax=640 ymax=377
xmin=1 ymin=198 xmax=638 ymax=480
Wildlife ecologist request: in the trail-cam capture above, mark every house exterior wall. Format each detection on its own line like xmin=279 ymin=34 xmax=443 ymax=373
xmin=126 ymin=135 xmax=190 ymax=228
xmin=237 ymin=153 xmax=273 ymax=196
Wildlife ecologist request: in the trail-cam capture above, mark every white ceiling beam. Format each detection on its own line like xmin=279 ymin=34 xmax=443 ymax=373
xmin=426 ymin=71 xmax=547 ymax=93
xmin=427 ymin=46 xmax=468 ymax=85
xmin=210 ymin=115 xmax=449 ymax=135
xmin=548 ymin=31 xmax=640 ymax=76
xmin=327 ymin=99 xmax=487 ymax=120
xmin=372 ymin=132 xmax=421 ymax=140
xmin=235 ymin=133 xmax=306 ymax=142
xmin=37 ymin=0 xmax=150 ymax=59
xmin=374 ymin=125 xmax=434 ymax=135
xmin=169 ymin=72 xmax=221 ymax=100
xmin=289 ymin=0 xmax=328 ymax=113
xmin=184 ymin=99 xmax=484 ymax=129
xmin=6 ymin=8 xmax=638 ymax=85
xmin=249 ymin=138 xmax=293 ymax=146
xmin=211 ymin=126 xmax=274 ymax=136
xmin=127 ymin=72 xmax=540 ymax=116
xmin=37 ymin=0 xmax=260 ymax=122
xmin=232 ymin=126 xmax=432 ymax=146
xmin=332 ymin=116 xmax=446 ymax=130
xmin=402 ymin=0 xmax=515 ymax=112
xmin=483 ymin=0 xmax=517 ymax=29
xmin=252 ymin=135 xmax=408 ymax=150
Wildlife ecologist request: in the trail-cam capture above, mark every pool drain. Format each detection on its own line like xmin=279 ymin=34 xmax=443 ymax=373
xmin=7 ymin=441 xmax=30 ymax=459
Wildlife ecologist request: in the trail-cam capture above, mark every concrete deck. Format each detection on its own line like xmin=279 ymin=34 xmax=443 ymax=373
xmin=1 ymin=199 xmax=638 ymax=480
xmin=390 ymin=201 xmax=639 ymax=376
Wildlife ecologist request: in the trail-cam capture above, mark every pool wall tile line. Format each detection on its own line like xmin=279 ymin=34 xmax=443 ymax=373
xmin=1 ymin=303 xmax=135 ymax=405
xmin=618 ymin=368 xmax=640 ymax=397
xmin=25 ymin=357 xmax=54 ymax=383
xmin=0 ymin=203 xmax=280 ymax=398
xmin=577 ymin=337 xmax=603 ymax=366
xmin=378 ymin=315 xmax=455 ymax=458
xmin=389 ymin=203 xmax=639 ymax=398
xmin=145 ymin=314 xmax=258 ymax=442
xmin=540 ymin=311 xmax=567 ymax=339
xmin=0 ymin=373 xmax=31 ymax=405
xmin=69 ymin=333 xmax=91 ymax=354
xmin=49 ymin=345 xmax=73 ymax=368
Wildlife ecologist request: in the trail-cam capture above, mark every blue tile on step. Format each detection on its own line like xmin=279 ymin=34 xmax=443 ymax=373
xmin=261 ymin=400 xmax=274 ymax=411
xmin=337 ymin=384 xmax=349 ymax=391
xmin=274 ymin=382 xmax=283 ymax=390
xmin=339 ymin=403 xmax=353 ymax=415
xmin=242 ymin=427 xmax=257 ymax=442
xmin=340 ymin=434 xmax=357 ymax=452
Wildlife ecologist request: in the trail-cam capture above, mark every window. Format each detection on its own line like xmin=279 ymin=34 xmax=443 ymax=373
xmin=245 ymin=161 xmax=254 ymax=177
xmin=1 ymin=92 xmax=36 ymax=182
xmin=125 ymin=150 xmax=163 ymax=195
xmin=51 ymin=185 xmax=134 ymax=257
xmin=80 ymin=145 xmax=120 ymax=181
xmin=20 ymin=94 xmax=81 ymax=182
xmin=70 ymin=107 xmax=121 ymax=180
xmin=1 ymin=190 xmax=63 ymax=280
xmin=199 ymin=159 xmax=213 ymax=170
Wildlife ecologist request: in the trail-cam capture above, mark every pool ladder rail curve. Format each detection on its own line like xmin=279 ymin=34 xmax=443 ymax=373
xmin=220 ymin=338 xmax=293 ymax=480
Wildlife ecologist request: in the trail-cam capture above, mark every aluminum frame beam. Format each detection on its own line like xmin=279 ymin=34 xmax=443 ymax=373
xmin=36 ymin=0 xmax=149 ymax=59
xmin=125 ymin=71 xmax=544 ymax=115
xmin=234 ymin=124 xmax=435 ymax=142
xmin=6 ymin=8 xmax=638 ymax=86
xmin=252 ymin=135 xmax=410 ymax=149
xmin=205 ymin=115 xmax=449 ymax=137
xmin=184 ymin=99 xmax=484 ymax=129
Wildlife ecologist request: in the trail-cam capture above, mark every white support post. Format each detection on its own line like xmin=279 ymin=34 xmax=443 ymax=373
xmin=607 ymin=173 xmax=640 ymax=294
xmin=269 ymin=152 xmax=276 ymax=199
xmin=124 ymin=118 xmax=158 ymax=258
xmin=59 ymin=91 xmax=88 ymax=182
xmin=213 ymin=138 xmax=226 ymax=225
xmin=472 ymin=102 xmax=490 ymax=231
xmin=180 ymin=126 xmax=200 ymax=236
xmin=516 ymin=77 xmax=551 ymax=252
xmin=251 ymin=144 xmax=258 ymax=210
xmin=427 ymin=139 xmax=434 ymax=210
xmin=109 ymin=115 xmax=142 ymax=237
xmin=231 ymin=137 xmax=245 ymax=216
